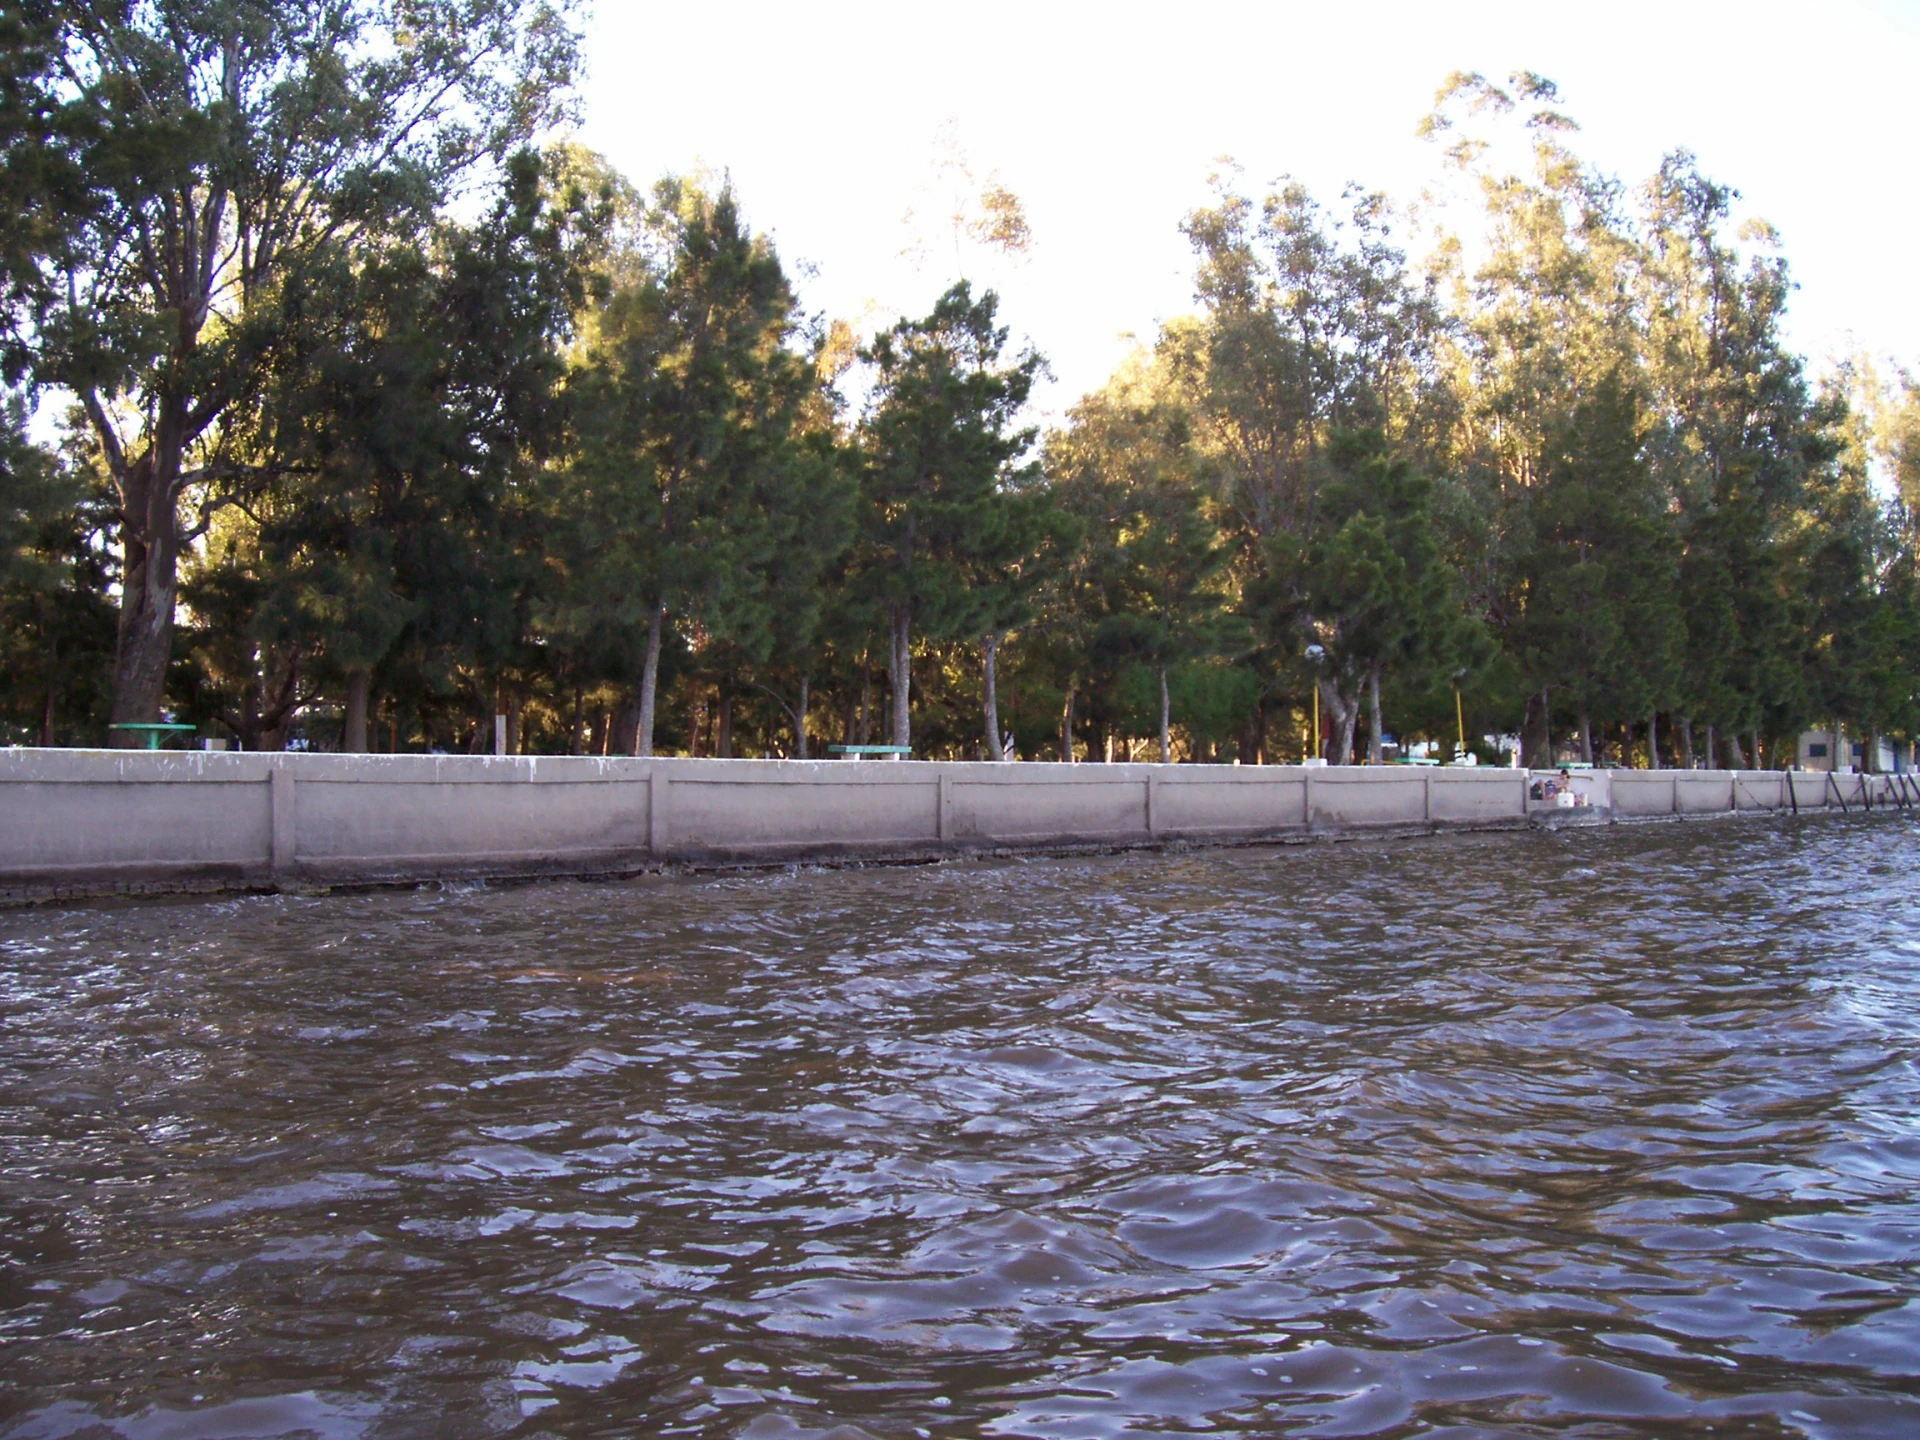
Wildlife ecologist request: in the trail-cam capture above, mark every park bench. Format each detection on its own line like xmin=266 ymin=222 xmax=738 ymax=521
xmin=108 ymin=722 xmax=197 ymax=750
xmin=826 ymin=744 xmax=912 ymax=759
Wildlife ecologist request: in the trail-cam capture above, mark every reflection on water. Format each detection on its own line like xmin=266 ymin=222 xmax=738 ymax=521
xmin=2 ymin=818 xmax=1919 ymax=1438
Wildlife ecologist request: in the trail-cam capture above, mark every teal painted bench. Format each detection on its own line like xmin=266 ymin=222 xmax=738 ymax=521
xmin=108 ymin=722 xmax=198 ymax=750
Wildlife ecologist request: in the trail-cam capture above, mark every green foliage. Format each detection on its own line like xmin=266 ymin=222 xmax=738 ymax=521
xmin=171 ymin=146 xmax=590 ymax=749
xmin=11 ymin=0 xmax=581 ymax=733
xmin=0 ymin=404 xmax=116 ymax=743
xmin=1512 ymin=377 xmax=1682 ymax=728
xmin=556 ymin=178 xmax=847 ymax=752
xmin=854 ymin=282 xmax=1043 ymax=636
xmin=1110 ymin=660 xmax=1261 ymax=750
xmin=850 ymin=282 xmax=1044 ymax=747
xmin=1 ymin=59 xmax=1912 ymax=766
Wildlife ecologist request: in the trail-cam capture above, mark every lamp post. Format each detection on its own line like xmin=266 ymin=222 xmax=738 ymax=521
xmin=1305 ymin=644 xmax=1325 ymax=763
xmin=1450 ymin=667 xmax=1471 ymax=764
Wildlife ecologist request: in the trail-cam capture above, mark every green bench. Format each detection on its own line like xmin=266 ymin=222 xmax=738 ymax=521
xmin=826 ymin=744 xmax=912 ymax=759
xmin=108 ymin=722 xmax=198 ymax=750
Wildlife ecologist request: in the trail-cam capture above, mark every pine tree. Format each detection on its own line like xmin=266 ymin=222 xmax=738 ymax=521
xmin=564 ymin=180 xmax=827 ymax=755
xmin=853 ymin=283 xmax=1043 ymax=752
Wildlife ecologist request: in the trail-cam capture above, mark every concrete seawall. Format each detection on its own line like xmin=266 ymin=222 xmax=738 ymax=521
xmin=1 ymin=749 xmax=1910 ymax=905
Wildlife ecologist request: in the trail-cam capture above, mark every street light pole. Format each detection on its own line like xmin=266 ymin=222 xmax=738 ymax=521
xmin=1305 ymin=643 xmax=1326 ymax=764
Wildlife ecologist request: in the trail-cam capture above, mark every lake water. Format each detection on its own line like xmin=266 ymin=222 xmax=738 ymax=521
xmin=2 ymin=817 xmax=1917 ymax=1438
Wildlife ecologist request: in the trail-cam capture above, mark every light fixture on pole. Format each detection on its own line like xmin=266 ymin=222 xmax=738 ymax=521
xmin=1306 ymin=644 xmax=1325 ymax=763
xmin=1452 ymin=667 xmax=1469 ymax=764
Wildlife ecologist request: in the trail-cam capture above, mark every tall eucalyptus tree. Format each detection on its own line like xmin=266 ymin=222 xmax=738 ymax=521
xmin=16 ymin=0 xmax=579 ymax=739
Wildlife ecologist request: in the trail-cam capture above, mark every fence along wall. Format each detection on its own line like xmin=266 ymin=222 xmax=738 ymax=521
xmin=0 ymin=749 xmax=1908 ymax=904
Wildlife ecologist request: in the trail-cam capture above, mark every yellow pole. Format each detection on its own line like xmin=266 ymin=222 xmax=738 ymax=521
xmin=1454 ymin=687 xmax=1465 ymax=760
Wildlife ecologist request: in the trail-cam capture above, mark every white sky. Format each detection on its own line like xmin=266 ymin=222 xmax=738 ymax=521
xmin=578 ymin=0 xmax=1917 ymax=421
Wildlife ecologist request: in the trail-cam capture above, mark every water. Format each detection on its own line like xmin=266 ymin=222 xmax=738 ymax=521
xmin=2 ymin=818 xmax=1918 ymax=1438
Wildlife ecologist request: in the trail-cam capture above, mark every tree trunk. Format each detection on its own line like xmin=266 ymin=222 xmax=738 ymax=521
xmin=1060 ymin=682 xmax=1075 ymax=763
xmin=467 ymin=689 xmax=491 ymax=754
xmin=568 ymin=686 xmax=584 ymax=756
xmin=1751 ymin=731 xmax=1763 ymax=771
xmin=686 ymin=684 xmax=706 ymax=757
xmin=1157 ymin=663 xmax=1172 ymax=764
xmin=1365 ymin=662 xmax=1384 ymax=765
xmin=1578 ymin=704 xmax=1593 ymax=765
xmin=1679 ymin=717 xmax=1694 ymax=770
xmin=610 ymin=701 xmax=636 ymax=756
xmin=505 ymin=691 xmax=522 ymax=756
xmin=635 ymin=603 xmax=665 ymax=757
xmin=857 ymin=662 xmax=872 ymax=746
xmin=343 ymin=668 xmax=371 ymax=753
xmin=107 ymin=450 xmax=182 ymax=743
xmin=1725 ymin=731 xmax=1747 ymax=769
xmin=1704 ymin=723 xmax=1715 ymax=771
xmin=716 ymin=686 xmax=733 ymax=759
xmin=1522 ymin=688 xmax=1552 ymax=769
xmin=982 ymin=632 xmax=1004 ymax=761
xmin=40 ymin=636 xmax=58 ymax=747
xmin=888 ymin=604 xmax=911 ymax=755
xmin=1647 ymin=710 xmax=1661 ymax=770
xmin=1320 ymin=678 xmax=1358 ymax=764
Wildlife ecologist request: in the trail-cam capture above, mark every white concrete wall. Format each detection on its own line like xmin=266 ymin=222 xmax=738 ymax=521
xmin=0 ymin=749 xmax=1908 ymax=903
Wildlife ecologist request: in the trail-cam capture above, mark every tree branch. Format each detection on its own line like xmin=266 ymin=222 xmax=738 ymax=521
xmin=79 ymin=389 xmax=130 ymax=482
xmin=748 ymin=679 xmax=801 ymax=731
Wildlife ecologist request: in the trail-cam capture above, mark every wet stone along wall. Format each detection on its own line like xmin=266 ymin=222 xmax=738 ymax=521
xmin=0 ymin=749 xmax=1907 ymax=903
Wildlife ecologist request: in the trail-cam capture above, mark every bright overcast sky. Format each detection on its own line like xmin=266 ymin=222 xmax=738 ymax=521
xmin=575 ymin=0 xmax=1919 ymax=420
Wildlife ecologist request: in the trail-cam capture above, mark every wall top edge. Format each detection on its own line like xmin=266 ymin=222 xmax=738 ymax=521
xmin=0 ymin=749 xmax=1833 ymax=786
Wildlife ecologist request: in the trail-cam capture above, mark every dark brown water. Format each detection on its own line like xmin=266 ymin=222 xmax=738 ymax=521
xmin=3 ymin=818 xmax=1918 ymax=1439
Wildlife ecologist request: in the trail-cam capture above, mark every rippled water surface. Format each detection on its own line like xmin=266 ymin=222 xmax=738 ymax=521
xmin=4 ymin=818 xmax=1920 ymax=1438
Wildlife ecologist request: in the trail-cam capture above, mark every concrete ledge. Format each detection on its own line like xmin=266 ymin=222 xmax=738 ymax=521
xmin=0 ymin=750 xmax=1909 ymax=905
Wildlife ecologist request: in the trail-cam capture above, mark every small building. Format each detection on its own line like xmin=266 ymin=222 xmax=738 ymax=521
xmin=1798 ymin=727 xmax=1912 ymax=774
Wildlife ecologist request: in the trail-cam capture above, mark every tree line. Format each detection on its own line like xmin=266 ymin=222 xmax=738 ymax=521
xmin=2 ymin=19 xmax=1915 ymax=769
